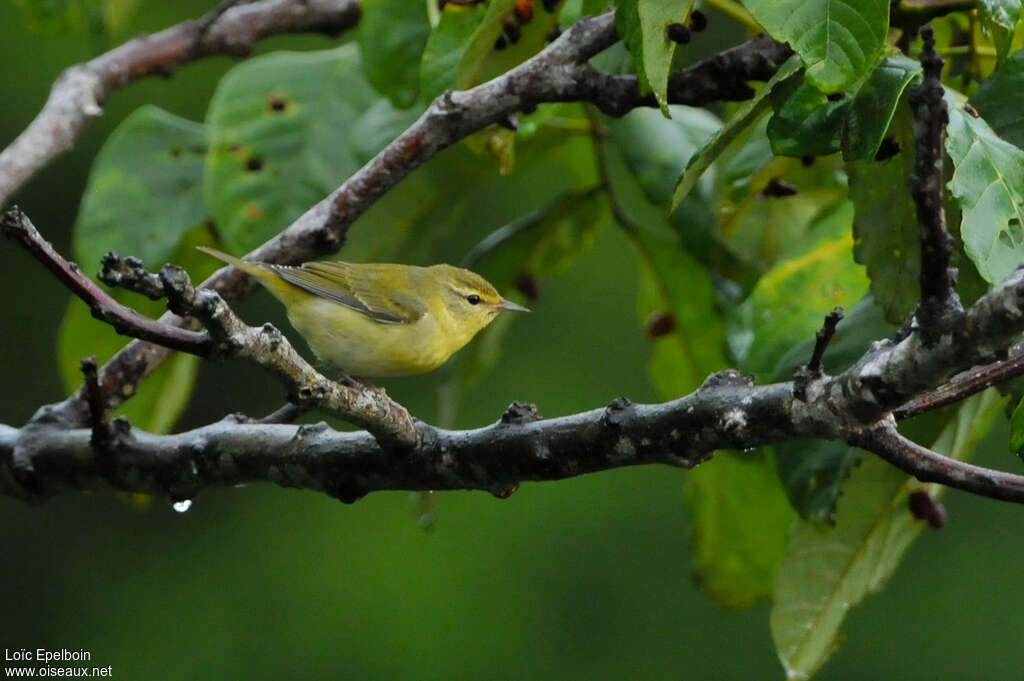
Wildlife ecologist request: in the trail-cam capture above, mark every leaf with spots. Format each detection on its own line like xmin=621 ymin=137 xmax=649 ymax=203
xmin=421 ymin=0 xmax=565 ymax=101
xmin=743 ymin=0 xmax=890 ymax=93
xmin=767 ymin=72 xmax=852 ymax=157
xmin=74 ymin=105 xmax=206 ymax=273
xmin=945 ymin=88 xmax=1024 ymax=284
xmin=848 ymin=102 xmax=920 ymax=322
xmin=671 ymin=56 xmax=802 ymax=213
xmin=204 ymin=46 xmax=420 ymax=255
xmin=614 ymin=0 xmax=696 ymax=115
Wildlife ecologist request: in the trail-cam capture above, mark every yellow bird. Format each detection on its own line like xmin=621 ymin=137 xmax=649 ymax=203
xmin=198 ymin=247 xmax=529 ymax=377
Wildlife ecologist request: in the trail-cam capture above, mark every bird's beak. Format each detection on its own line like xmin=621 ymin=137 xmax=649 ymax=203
xmin=499 ymin=298 xmax=531 ymax=313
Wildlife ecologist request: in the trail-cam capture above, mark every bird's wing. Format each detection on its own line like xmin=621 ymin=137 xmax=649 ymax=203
xmin=270 ymin=261 xmax=427 ymax=325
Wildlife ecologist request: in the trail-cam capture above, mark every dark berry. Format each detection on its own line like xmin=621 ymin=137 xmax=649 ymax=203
xmin=665 ymin=22 xmax=690 ymax=44
xmin=689 ymin=9 xmax=707 ymax=31
xmin=645 ymin=311 xmax=677 ymax=338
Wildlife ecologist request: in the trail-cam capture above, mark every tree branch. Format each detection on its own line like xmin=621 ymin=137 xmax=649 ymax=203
xmin=39 ymin=16 xmax=793 ymax=428
xmin=0 ymin=0 xmax=361 ymax=208
xmin=97 ymin=251 xmax=417 ymax=447
xmin=853 ymin=419 xmax=1024 ymax=503
xmin=909 ymin=25 xmax=960 ymax=339
xmin=793 ymin=306 xmax=844 ymax=400
xmin=894 ymin=342 xmax=1024 ymax=419
xmin=9 ymin=257 xmax=1024 ymax=504
xmin=0 ymin=206 xmax=212 ymax=354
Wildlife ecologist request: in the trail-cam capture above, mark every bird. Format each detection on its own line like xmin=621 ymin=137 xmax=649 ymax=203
xmin=198 ymin=247 xmax=529 ymax=377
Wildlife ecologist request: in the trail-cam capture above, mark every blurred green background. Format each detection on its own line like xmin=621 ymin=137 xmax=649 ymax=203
xmin=2 ymin=2 xmax=1023 ymax=679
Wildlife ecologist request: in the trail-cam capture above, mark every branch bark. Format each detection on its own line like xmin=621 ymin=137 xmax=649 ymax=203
xmin=909 ymin=25 xmax=960 ymax=338
xmin=8 ymin=261 xmax=1024 ymax=504
xmin=39 ymin=15 xmax=792 ymax=428
xmin=0 ymin=0 xmax=361 ymax=207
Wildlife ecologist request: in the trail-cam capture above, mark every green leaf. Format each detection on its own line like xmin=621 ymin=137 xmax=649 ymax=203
xmin=420 ymin=3 xmax=487 ymax=100
xmin=743 ymin=0 xmax=889 ymax=92
xmin=771 ymin=389 xmax=1007 ymax=680
xmin=608 ymin=106 xmax=722 ymax=206
xmin=1011 ymin=395 xmax=1024 ymax=456
xmin=687 ymin=451 xmax=795 ymax=608
xmin=204 ymin=46 xmax=420 ymax=255
xmin=637 ymin=235 xmax=728 ymax=397
xmin=848 ymin=103 xmax=919 ymax=323
xmin=768 ymin=73 xmax=852 ymax=157
xmin=461 ymin=0 xmax=566 ymax=89
xmin=729 ymin=203 xmax=870 ymax=375
xmin=614 ymin=0 xmax=695 ymax=115
xmin=842 ymin=54 xmax=921 ymax=161
xmin=671 ymin=55 xmax=802 ymax=212
xmin=421 ymin=1 xmax=565 ymax=100
xmin=978 ymin=0 xmax=1022 ymax=62
xmin=57 ymin=225 xmax=219 ymax=434
xmin=773 ymin=441 xmax=861 ymax=525
xmin=972 ymin=47 xmax=1024 ymax=149
xmin=74 ymin=105 xmax=206 ymax=271
xmin=358 ymin=0 xmax=431 ymax=108
xmin=607 ymin=106 xmax=725 ymax=267
xmin=945 ymin=88 xmax=1024 ymax=284
xmin=769 ymin=295 xmax=898 ymax=525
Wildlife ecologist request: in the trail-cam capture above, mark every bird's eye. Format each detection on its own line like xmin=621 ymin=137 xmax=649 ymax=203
xmin=466 ymin=294 xmax=481 ymax=305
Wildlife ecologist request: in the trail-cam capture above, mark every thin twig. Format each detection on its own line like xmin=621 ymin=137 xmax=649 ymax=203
xmin=1 ymin=206 xmax=212 ymax=355
xmin=895 ymin=342 xmax=1024 ymax=419
xmin=808 ymin=307 xmax=845 ymax=376
xmin=79 ymin=356 xmax=112 ymax=452
xmin=255 ymin=403 xmax=310 ymax=424
xmin=794 ymin=306 xmax=844 ymax=400
xmin=853 ymin=420 xmax=1024 ymax=504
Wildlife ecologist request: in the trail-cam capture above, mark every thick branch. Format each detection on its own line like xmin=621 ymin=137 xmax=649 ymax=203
xmin=9 ymin=262 xmax=1024 ymax=504
xmin=47 ymin=17 xmax=793 ymax=427
xmin=0 ymin=380 xmax=797 ymax=504
xmin=0 ymin=0 xmax=361 ymax=207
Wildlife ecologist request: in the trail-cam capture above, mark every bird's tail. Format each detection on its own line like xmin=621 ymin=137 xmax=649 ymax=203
xmin=196 ymin=246 xmax=295 ymax=301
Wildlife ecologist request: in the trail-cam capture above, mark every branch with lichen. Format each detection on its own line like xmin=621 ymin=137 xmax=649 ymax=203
xmin=0 ymin=0 xmax=362 ymax=207
xmin=2 ymin=207 xmax=415 ymax=448
xmin=37 ymin=13 xmax=793 ymax=430
xmin=8 ymin=8 xmax=1024 ymax=510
